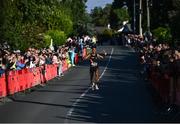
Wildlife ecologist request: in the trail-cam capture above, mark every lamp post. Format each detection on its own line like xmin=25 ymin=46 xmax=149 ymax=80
xmin=139 ymin=0 xmax=143 ymax=36
xmin=139 ymin=0 xmax=142 ymax=36
xmin=146 ymin=0 xmax=150 ymax=33
xmin=133 ymin=0 xmax=136 ymax=34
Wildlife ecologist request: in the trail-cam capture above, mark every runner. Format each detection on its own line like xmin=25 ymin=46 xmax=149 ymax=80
xmin=84 ymin=45 xmax=107 ymax=90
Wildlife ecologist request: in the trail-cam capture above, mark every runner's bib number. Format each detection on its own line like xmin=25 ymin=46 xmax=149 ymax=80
xmin=91 ymin=62 xmax=98 ymax=67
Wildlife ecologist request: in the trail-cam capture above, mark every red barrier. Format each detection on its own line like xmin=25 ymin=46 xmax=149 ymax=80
xmin=7 ymin=71 xmax=19 ymax=95
xmin=159 ymin=75 xmax=170 ymax=103
xmin=150 ymin=70 xmax=159 ymax=91
xmin=176 ymin=91 xmax=180 ymax=105
xmin=44 ymin=64 xmax=58 ymax=81
xmin=18 ymin=69 xmax=26 ymax=92
xmin=32 ymin=67 xmax=41 ymax=87
xmin=150 ymin=70 xmax=171 ymax=104
xmin=0 ymin=74 xmax=7 ymax=98
xmin=24 ymin=68 xmax=33 ymax=89
xmin=26 ymin=68 xmax=35 ymax=88
xmin=75 ymin=53 xmax=79 ymax=64
xmin=51 ymin=64 xmax=58 ymax=78
xmin=175 ymin=77 xmax=180 ymax=105
xmin=44 ymin=65 xmax=51 ymax=81
xmin=0 ymin=50 xmax=86 ymax=98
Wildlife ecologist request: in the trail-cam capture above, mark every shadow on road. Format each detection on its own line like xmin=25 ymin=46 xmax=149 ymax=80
xmin=64 ymin=47 xmax=174 ymax=123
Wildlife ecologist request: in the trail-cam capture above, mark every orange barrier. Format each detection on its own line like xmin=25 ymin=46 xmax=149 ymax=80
xmin=150 ymin=70 xmax=169 ymax=103
xmin=45 ymin=65 xmax=53 ymax=81
xmin=7 ymin=71 xmax=19 ymax=95
xmin=50 ymin=64 xmax=58 ymax=79
xmin=75 ymin=53 xmax=79 ymax=64
xmin=18 ymin=69 xmax=27 ymax=92
xmin=0 ymin=74 xmax=7 ymax=98
xmin=24 ymin=68 xmax=33 ymax=89
xmin=176 ymin=89 xmax=180 ymax=105
xmin=159 ymin=75 xmax=170 ymax=103
xmin=0 ymin=49 xmax=86 ymax=98
xmin=175 ymin=77 xmax=180 ymax=105
xmin=32 ymin=67 xmax=41 ymax=87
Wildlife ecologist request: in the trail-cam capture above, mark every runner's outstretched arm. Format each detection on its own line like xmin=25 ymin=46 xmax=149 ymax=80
xmin=103 ymin=50 xmax=107 ymax=56
xmin=97 ymin=54 xmax=105 ymax=60
xmin=98 ymin=50 xmax=107 ymax=59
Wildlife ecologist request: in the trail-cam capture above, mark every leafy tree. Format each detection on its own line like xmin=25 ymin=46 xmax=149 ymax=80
xmin=62 ymin=0 xmax=88 ymax=36
xmin=152 ymin=27 xmax=172 ymax=43
xmin=169 ymin=0 xmax=180 ymax=41
xmin=0 ymin=0 xmax=91 ymax=51
xmin=110 ymin=8 xmax=130 ymax=29
xmin=45 ymin=30 xmax=67 ymax=46
xmin=109 ymin=0 xmax=130 ymax=30
xmin=91 ymin=4 xmax=111 ymax=27
xmin=102 ymin=29 xmax=113 ymax=41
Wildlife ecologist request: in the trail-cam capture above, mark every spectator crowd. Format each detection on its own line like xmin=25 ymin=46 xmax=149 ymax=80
xmin=0 ymin=35 xmax=93 ymax=77
xmin=126 ymin=34 xmax=180 ymax=107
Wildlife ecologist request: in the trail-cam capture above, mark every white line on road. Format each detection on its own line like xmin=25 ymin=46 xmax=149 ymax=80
xmin=65 ymin=48 xmax=114 ymax=123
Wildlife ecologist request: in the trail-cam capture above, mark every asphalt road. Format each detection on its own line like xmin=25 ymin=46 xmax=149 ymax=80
xmin=0 ymin=46 xmax=177 ymax=123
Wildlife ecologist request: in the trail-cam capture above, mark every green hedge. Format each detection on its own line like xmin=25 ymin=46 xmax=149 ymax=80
xmin=102 ymin=29 xmax=113 ymax=40
xmin=152 ymin=27 xmax=172 ymax=44
xmin=45 ymin=30 xmax=67 ymax=46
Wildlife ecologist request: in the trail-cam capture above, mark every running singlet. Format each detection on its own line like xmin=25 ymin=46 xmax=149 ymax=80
xmin=90 ymin=53 xmax=98 ymax=67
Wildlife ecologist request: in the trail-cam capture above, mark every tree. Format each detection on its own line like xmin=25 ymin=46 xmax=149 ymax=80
xmin=152 ymin=27 xmax=172 ymax=44
xmin=0 ymin=0 xmax=83 ymax=50
xmin=110 ymin=8 xmax=130 ymax=29
xmin=62 ymin=0 xmax=89 ymax=36
xmin=90 ymin=4 xmax=111 ymax=27
xmin=169 ymin=0 xmax=180 ymax=41
xmin=109 ymin=0 xmax=130 ymax=30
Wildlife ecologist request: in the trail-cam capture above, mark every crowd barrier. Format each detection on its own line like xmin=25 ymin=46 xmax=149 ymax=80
xmin=75 ymin=53 xmax=79 ymax=64
xmin=0 ymin=48 xmax=87 ymax=98
xmin=137 ymin=53 xmax=180 ymax=107
xmin=0 ymin=74 xmax=7 ymax=97
xmin=149 ymin=67 xmax=180 ymax=106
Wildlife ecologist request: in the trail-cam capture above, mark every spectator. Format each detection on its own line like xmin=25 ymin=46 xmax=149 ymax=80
xmin=69 ymin=46 xmax=75 ymax=66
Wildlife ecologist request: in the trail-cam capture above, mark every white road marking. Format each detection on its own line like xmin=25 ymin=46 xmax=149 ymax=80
xmin=65 ymin=48 xmax=114 ymax=123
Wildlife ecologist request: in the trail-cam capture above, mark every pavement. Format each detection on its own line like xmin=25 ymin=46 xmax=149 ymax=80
xmin=0 ymin=45 xmax=179 ymax=123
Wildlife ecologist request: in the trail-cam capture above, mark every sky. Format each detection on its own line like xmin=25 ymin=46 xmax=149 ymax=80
xmin=86 ymin=0 xmax=113 ymax=13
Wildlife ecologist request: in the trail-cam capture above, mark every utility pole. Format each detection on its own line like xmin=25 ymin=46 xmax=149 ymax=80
xmin=133 ymin=0 xmax=136 ymax=34
xmin=146 ymin=0 xmax=150 ymax=33
xmin=139 ymin=0 xmax=142 ymax=36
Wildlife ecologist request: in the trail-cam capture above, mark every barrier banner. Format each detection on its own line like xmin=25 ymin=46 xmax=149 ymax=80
xmin=32 ymin=67 xmax=41 ymax=87
xmin=18 ymin=69 xmax=26 ymax=92
xmin=7 ymin=70 xmax=19 ymax=95
xmin=175 ymin=77 xmax=180 ymax=105
xmin=45 ymin=65 xmax=52 ymax=81
xmin=0 ymin=74 xmax=7 ymax=98
xmin=0 ymin=49 xmax=86 ymax=98
xmin=75 ymin=53 xmax=79 ymax=64
xmin=51 ymin=64 xmax=58 ymax=78
xmin=159 ymin=75 xmax=170 ymax=103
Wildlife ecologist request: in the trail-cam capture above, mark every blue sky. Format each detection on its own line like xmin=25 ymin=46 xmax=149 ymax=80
xmin=86 ymin=0 xmax=113 ymax=13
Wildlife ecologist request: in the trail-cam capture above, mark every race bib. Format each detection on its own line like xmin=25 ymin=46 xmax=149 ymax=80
xmin=91 ymin=62 xmax=98 ymax=67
